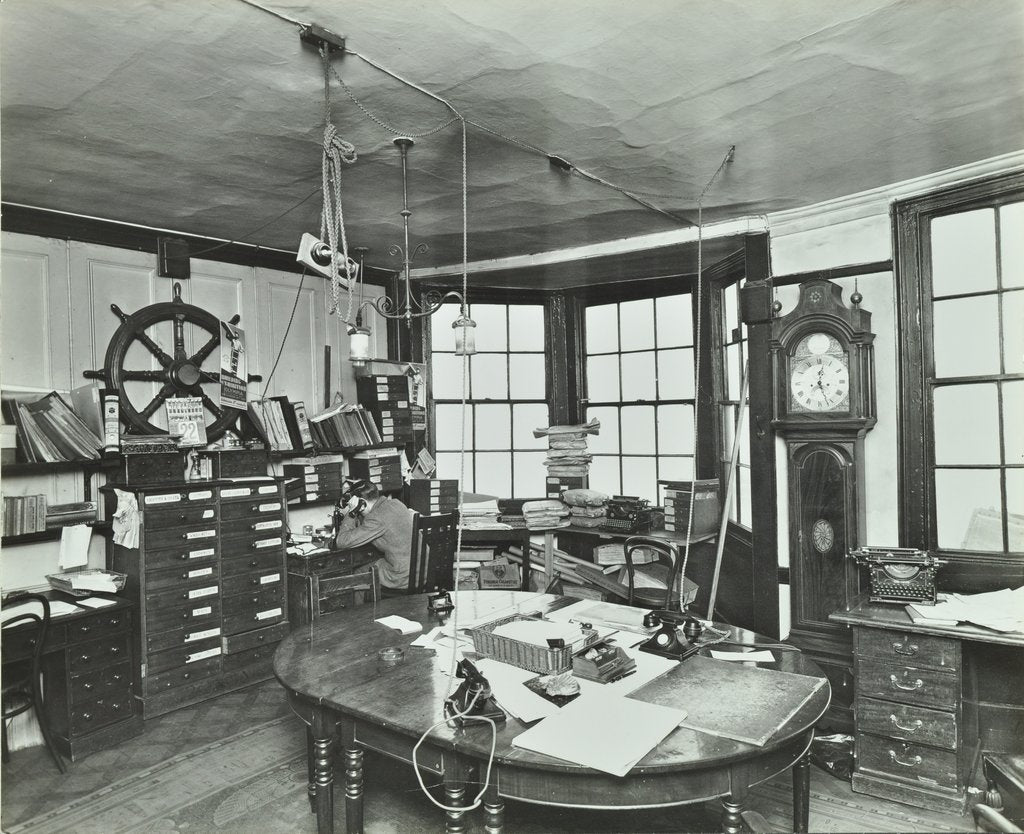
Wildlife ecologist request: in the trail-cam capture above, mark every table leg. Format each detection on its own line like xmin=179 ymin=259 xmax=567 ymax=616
xmin=483 ymin=780 xmax=504 ymax=834
xmin=311 ymin=707 xmax=337 ymax=834
xmin=443 ymin=758 xmax=468 ymax=834
xmin=721 ymin=784 xmax=749 ymax=834
xmin=341 ymin=722 xmax=364 ymax=834
xmin=306 ymin=724 xmax=316 ymax=813
xmin=792 ymin=750 xmax=811 ymax=834
xmin=543 ymin=531 xmax=555 ymax=583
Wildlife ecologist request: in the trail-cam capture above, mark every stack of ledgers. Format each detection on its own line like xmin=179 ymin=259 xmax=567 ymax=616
xmin=460 ymin=499 xmax=509 ymax=530
xmin=534 ymin=418 xmax=600 ymax=479
xmin=561 ymin=488 xmax=609 ymax=529
xmin=521 ymin=499 xmax=571 ymax=531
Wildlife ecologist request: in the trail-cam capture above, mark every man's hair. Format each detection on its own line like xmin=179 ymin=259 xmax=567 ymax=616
xmin=350 ymin=479 xmax=379 ymax=501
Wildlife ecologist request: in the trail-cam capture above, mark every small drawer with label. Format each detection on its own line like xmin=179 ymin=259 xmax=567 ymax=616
xmin=219 ymin=531 xmax=285 ymax=558
xmin=144 ymin=544 xmax=219 ymax=571
xmin=221 ymin=585 xmax=284 ymax=616
xmin=144 ymin=562 xmax=220 ymax=593
xmin=145 ymin=597 xmax=221 ymax=634
xmin=143 ymin=655 xmax=221 ymax=695
xmin=220 ymin=500 xmax=284 ymax=520
xmin=147 ymin=622 xmax=224 ymax=654
xmin=220 ymin=515 xmax=285 ymax=538
xmin=222 ymin=620 xmax=289 ymax=650
xmin=145 ymin=503 xmax=218 ymax=530
xmin=146 ymin=637 xmax=223 ymax=675
xmin=221 ymin=548 xmax=284 ymax=578
xmin=222 ymin=567 xmax=285 ymax=597
xmin=144 ymin=525 xmax=218 ymax=551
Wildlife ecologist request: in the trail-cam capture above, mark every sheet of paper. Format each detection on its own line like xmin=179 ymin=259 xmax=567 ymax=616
xmin=710 ymin=649 xmax=776 ymax=663
xmin=58 ymin=524 xmax=92 ymax=569
xmin=512 ymin=691 xmax=686 ymax=777
xmin=575 ymin=645 xmax=678 ymax=697
xmin=490 ymin=619 xmax=588 ymax=649
xmin=475 ymin=659 xmax=560 ymax=723
xmin=1 ymin=599 xmax=81 ymax=624
xmin=374 ymin=615 xmax=422 ymax=635
xmin=74 ymin=596 xmax=118 ymax=609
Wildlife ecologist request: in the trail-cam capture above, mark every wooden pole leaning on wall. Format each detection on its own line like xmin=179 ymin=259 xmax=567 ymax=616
xmin=706 ymin=361 xmax=750 ymax=621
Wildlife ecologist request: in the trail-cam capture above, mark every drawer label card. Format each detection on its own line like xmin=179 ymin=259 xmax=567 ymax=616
xmin=188 ymin=490 xmax=213 ymax=500
xmin=258 ymin=502 xmax=282 ymax=512
xmin=192 ymin=605 xmax=213 ymax=617
xmin=145 ymin=493 xmax=182 ymax=505
xmin=188 ymin=585 xmax=218 ymax=599
xmin=253 ymin=520 xmax=282 ymax=531
xmin=221 ymin=488 xmax=251 ymax=498
xmin=255 ymin=537 xmax=283 ymax=549
xmin=256 ymin=607 xmax=283 ymax=620
xmin=202 ymin=509 xmax=215 ymax=519
xmin=186 ymin=529 xmax=216 ymax=540
xmin=258 ymin=485 xmax=277 ymax=495
xmin=185 ymin=627 xmax=221 ymax=642
xmin=259 ymin=573 xmax=282 ymax=585
xmin=188 ymin=548 xmax=215 ymax=559
xmin=186 ymin=646 xmax=222 ymax=663
xmin=188 ymin=567 xmax=214 ymax=579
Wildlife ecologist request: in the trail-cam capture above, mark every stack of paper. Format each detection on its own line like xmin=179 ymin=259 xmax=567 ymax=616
xmin=907 ymin=586 xmax=1024 ymax=633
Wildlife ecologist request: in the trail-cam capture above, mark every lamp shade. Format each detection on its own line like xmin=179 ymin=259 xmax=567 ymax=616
xmin=348 ymin=324 xmax=372 ymax=365
xmin=452 ymin=315 xmax=476 ymax=356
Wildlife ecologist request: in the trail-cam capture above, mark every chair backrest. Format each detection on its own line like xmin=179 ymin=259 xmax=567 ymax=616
xmin=407 ymin=511 xmax=459 ymax=595
xmin=1 ymin=593 xmax=51 ymax=702
xmin=622 ymin=536 xmax=684 ymax=611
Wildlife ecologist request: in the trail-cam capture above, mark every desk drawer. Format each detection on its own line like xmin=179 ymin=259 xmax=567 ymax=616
xmin=317 ymin=570 xmax=376 ymax=615
xmin=70 ymin=660 xmax=132 ymax=703
xmin=222 ymin=600 xmax=286 ymax=635
xmin=146 ymin=623 xmax=223 ymax=654
xmin=221 ymin=549 xmax=283 ymax=578
xmin=144 ymin=596 xmax=220 ymax=634
xmin=69 ymin=636 xmax=129 ymax=673
xmin=144 ymin=504 xmax=217 ymax=530
xmin=1 ymin=623 xmax=66 ymax=661
xmin=143 ymin=655 xmax=221 ymax=694
xmin=143 ymin=543 xmax=218 ymax=571
xmin=855 ymin=628 xmax=959 ymax=671
xmin=144 ymin=525 xmax=218 ymax=551
xmin=144 ymin=563 xmax=220 ymax=593
xmin=856 ymin=658 xmax=959 ymax=710
xmin=220 ymin=532 xmax=285 ymax=558
xmin=70 ymin=692 xmax=135 ymax=735
xmin=67 ymin=611 xmax=130 ymax=643
xmin=146 ymin=637 xmax=222 ymax=675
xmin=222 ymin=621 xmax=288 ymax=654
xmin=857 ymin=696 xmax=958 ymax=749
xmin=222 ymin=567 xmax=284 ymax=597
xmin=856 ymin=733 xmax=959 ymax=790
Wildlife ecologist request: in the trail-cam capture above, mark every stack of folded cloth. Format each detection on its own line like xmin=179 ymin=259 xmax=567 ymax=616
xmin=521 ymin=499 xmax=571 ymax=530
xmin=561 ymin=488 xmax=609 ymax=528
xmin=534 ymin=418 xmax=600 ymax=478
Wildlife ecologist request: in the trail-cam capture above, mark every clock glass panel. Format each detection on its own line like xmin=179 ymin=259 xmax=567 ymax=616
xmin=789 ymin=332 xmax=850 ymax=413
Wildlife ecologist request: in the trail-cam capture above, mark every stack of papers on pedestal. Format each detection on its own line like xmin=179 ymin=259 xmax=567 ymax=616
xmin=906 ymin=586 xmax=1024 ymax=633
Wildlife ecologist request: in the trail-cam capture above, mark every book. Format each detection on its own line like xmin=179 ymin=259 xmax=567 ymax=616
xmin=273 ymin=397 xmax=314 ymax=451
xmin=101 ymin=391 xmax=121 ymax=452
xmin=69 ymin=383 xmax=105 ymax=439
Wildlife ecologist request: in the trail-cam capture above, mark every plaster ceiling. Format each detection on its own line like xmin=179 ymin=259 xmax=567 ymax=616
xmin=2 ymin=0 xmax=1023 ymax=284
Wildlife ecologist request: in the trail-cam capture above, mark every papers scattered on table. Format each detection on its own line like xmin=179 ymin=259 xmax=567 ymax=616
xmin=512 ymin=691 xmax=686 ymax=777
xmin=374 ymin=615 xmax=422 ymax=635
xmin=1 ymin=599 xmax=81 ymax=624
xmin=287 ymin=543 xmax=326 ymax=556
xmin=546 ymin=600 xmax=652 ymax=635
xmin=490 ymin=618 xmax=590 ymax=650
xmin=710 ymin=649 xmax=776 ymax=663
xmin=74 ymin=596 xmax=118 ymax=609
xmin=906 ymin=587 xmax=1024 ymax=633
xmin=410 ymin=625 xmax=473 ymax=653
xmin=477 ymin=658 xmax=559 ymax=723
xmin=52 ymin=569 xmax=121 ymax=593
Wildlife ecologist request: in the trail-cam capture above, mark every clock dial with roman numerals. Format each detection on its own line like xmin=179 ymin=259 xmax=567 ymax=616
xmin=788 ymin=332 xmax=850 ymax=413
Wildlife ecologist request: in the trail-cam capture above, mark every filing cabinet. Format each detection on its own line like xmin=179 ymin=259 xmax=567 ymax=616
xmin=106 ymin=479 xmax=289 ymax=717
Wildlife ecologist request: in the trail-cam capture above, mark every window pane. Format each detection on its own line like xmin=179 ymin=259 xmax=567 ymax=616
xmin=656 ymin=295 xmax=691 ymax=347
xmin=470 ymin=354 xmax=508 ymax=400
xmin=622 ymin=456 xmax=657 ymax=501
xmin=1005 ymin=381 xmax=1024 ymax=464
xmin=720 ymin=405 xmax=735 ymax=461
xmin=933 ymin=295 xmax=1000 ymax=377
xmin=586 ymin=304 xmax=618 ymax=353
xmin=658 ymin=404 xmax=694 ymax=455
xmin=931 ymin=208 xmax=997 ymax=296
xmin=936 ymin=468 xmax=1002 ymax=550
xmin=1001 ymin=202 xmax=1024 ymax=288
xmin=470 ymin=304 xmax=508 ymax=352
xmin=1004 ymin=290 xmax=1024 ymax=374
xmin=586 ymin=406 xmax=619 ymax=454
xmin=657 ymin=348 xmax=694 ymax=400
xmin=1006 ymin=469 xmax=1024 ymax=551
xmin=620 ymin=299 xmax=655 ymax=351
xmin=587 ymin=354 xmax=620 ymax=402
xmin=934 ymin=384 xmax=1000 ymax=464
xmin=512 ymin=403 xmax=549 ymax=450
xmin=657 ymin=457 xmax=693 ymax=494
xmin=475 ymin=452 xmax=511 ymax=498
xmin=431 ymin=303 xmax=462 ymax=351
xmin=725 ymin=343 xmax=742 ymax=399
xmin=513 ymin=451 xmax=547 ymax=497
xmin=475 ymin=404 xmax=510 ymax=449
xmin=724 ymin=287 xmax=739 ymax=340
xmin=621 ymin=351 xmax=657 ymax=401
xmin=431 ymin=353 xmax=464 ymax=399
xmin=588 ymin=455 xmax=620 ymax=496
xmin=508 ymin=305 xmax=544 ymax=351
xmin=509 ymin=353 xmax=546 ymax=399
xmin=738 ymin=403 xmax=751 ymax=466
xmin=621 ymin=406 xmax=656 ymax=454
xmin=436 ymin=451 xmax=471 ymax=491
xmin=738 ymin=465 xmax=752 ymax=528
xmin=435 ymin=403 xmax=471 ymax=450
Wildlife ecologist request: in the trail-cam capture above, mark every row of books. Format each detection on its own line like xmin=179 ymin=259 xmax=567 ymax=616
xmin=2 ymin=391 xmax=104 ymax=462
xmin=246 ymin=397 xmax=314 ymax=453
xmin=2 ymin=497 xmax=97 ymax=537
xmin=307 ymin=402 xmax=383 ymax=449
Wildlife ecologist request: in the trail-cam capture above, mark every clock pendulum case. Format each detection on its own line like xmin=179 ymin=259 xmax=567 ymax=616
xmin=770 ymin=278 xmax=876 ymax=726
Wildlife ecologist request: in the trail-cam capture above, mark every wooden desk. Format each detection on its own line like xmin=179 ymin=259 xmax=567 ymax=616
xmin=1 ymin=591 xmax=142 ymax=761
xmin=831 ymin=599 xmax=1024 ymax=813
xmin=286 ymin=545 xmax=379 ymax=627
xmin=274 ymin=590 xmax=829 ymax=834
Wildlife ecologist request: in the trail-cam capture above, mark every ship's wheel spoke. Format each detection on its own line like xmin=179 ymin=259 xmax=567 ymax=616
xmin=200 ymin=393 xmax=224 ymax=419
xmin=139 ymin=383 xmax=175 ymax=421
xmin=134 ymin=331 xmax=173 ymax=367
xmin=189 ymin=334 xmax=220 ymax=368
xmin=121 ymin=369 xmax=167 ymax=383
xmin=198 ymin=370 xmax=221 ymax=384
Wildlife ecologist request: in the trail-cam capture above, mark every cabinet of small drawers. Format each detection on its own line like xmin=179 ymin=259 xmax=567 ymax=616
xmin=107 ymin=480 xmax=289 ymax=718
xmin=850 ymin=625 xmax=970 ymax=813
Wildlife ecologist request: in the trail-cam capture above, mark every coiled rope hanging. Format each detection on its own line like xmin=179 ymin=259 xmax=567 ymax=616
xmin=318 ymin=46 xmax=358 ymax=316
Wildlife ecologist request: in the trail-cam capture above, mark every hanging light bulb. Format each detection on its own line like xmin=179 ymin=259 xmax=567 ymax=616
xmin=348 ymin=313 xmax=372 ymax=367
xmin=452 ymin=311 xmax=476 ymax=356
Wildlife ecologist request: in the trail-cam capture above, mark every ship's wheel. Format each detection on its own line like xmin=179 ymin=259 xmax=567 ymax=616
xmin=84 ymin=283 xmax=259 ymax=442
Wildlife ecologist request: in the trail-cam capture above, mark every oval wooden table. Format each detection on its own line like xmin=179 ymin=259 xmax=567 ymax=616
xmin=274 ymin=590 xmax=830 ymax=834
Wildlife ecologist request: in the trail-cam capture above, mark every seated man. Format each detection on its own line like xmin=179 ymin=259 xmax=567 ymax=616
xmin=332 ymin=479 xmax=414 ymax=592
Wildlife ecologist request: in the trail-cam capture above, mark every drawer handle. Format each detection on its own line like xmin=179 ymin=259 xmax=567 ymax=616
xmin=83 ymin=682 xmax=93 ymax=691
xmin=81 ymin=712 xmax=93 ymax=721
xmin=79 ymin=654 xmax=91 ymax=664
xmin=890 ymin=674 xmax=924 ymax=691
xmin=890 ymin=715 xmax=923 ymax=733
xmin=79 ymin=625 xmax=91 ymax=634
xmin=892 ymin=640 xmax=918 ymax=656
xmin=888 ymin=749 xmax=922 ymax=768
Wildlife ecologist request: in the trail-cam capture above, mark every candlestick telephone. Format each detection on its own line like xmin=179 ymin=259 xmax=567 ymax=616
xmin=443 ymin=659 xmax=506 ymax=725
xmin=639 ymin=609 xmax=705 ymax=660
xmin=333 ymin=479 xmax=370 ymax=530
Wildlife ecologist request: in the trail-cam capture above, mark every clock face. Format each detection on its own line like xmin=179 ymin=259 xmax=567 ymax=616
xmin=789 ymin=332 xmax=850 ymax=413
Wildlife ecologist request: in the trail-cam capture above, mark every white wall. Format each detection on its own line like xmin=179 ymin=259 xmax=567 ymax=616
xmin=1 ymin=231 xmax=386 ymax=591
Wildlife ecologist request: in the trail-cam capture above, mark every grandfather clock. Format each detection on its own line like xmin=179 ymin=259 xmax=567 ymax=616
xmin=771 ymin=279 xmax=875 ymax=727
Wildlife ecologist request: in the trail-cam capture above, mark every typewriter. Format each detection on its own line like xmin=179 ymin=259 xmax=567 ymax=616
xmin=851 ymin=546 xmax=946 ymax=605
xmin=601 ymin=496 xmax=653 ymax=533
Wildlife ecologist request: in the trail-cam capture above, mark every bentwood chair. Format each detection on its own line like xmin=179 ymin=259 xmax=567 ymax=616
xmin=622 ymin=536 xmax=695 ymax=612
xmin=405 ymin=511 xmax=459 ymax=595
xmin=1 ymin=593 xmax=66 ymax=772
